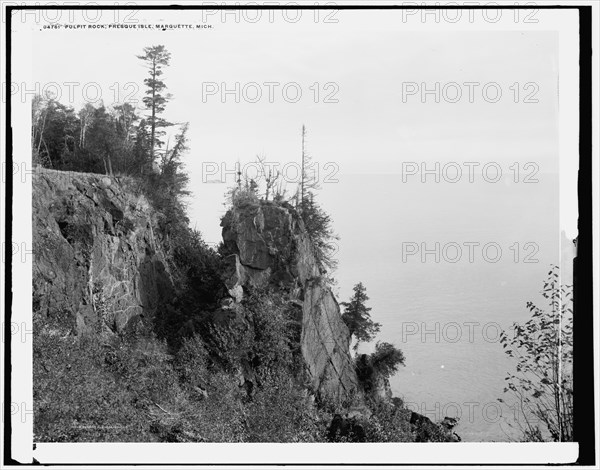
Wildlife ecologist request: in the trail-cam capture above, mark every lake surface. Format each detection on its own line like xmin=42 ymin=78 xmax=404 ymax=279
xmin=317 ymin=172 xmax=570 ymax=442
xmin=192 ymin=170 xmax=572 ymax=442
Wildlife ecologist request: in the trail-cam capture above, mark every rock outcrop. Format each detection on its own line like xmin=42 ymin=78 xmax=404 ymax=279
xmin=221 ymin=200 xmax=360 ymax=403
xmin=33 ymin=169 xmax=173 ymax=335
xmin=33 ymin=170 xmax=359 ymax=404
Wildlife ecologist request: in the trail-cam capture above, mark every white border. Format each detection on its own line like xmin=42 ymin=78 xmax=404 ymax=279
xmin=33 ymin=442 xmax=579 ymax=465
xmin=2 ymin=0 xmax=597 ymax=466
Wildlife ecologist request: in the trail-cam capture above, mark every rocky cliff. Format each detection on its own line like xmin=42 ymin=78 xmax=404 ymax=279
xmin=33 ymin=169 xmax=173 ymax=336
xmin=220 ymin=200 xmax=360 ymax=403
xmin=33 ymin=170 xmax=359 ymax=404
xmin=33 ymin=170 xmax=461 ymax=443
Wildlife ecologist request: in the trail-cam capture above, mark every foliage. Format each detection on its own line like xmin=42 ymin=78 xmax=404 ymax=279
xmin=221 ymin=138 xmax=339 ymax=276
xmin=371 ymin=341 xmax=406 ymax=378
xmin=361 ymin=398 xmax=413 ymax=442
xmin=32 ymin=96 xmax=78 ymax=169
xmin=243 ymin=289 xmax=303 ymax=379
xmin=498 ymin=265 xmax=573 ymax=442
xmin=199 ymin=288 xmax=302 ymax=381
xmin=33 ymin=317 xmax=169 ymax=442
xmin=341 ymin=282 xmax=381 ymax=349
xmin=31 ymin=45 xmax=186 ymax=202
xmin=137 ymin=44 xmax=173 ymax=165
xmin=243 ymin=374 xmax=323 ymax=442
xmin=174 ymin=334 xmax=211 ymax=390
xmin=355 ymin=342 xmax=405 ymax=395
xmin=142 ymin=123 xmax=192 ymax=241
xmin=34 ymin=312 xmax=307 ymax=443
xmin=295 ymin=126 xmax=339 ymax=274
xmin=300 ymin=194 xmax=339 ymax=273
xmin=228 ymin=185 xmax=260 ymax=209
xmin=169 ymin=228 xmax=222 ymax=302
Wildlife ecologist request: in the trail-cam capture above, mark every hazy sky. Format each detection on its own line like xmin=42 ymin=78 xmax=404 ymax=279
xmin=25 ymin=8 xmax=573 ymax=243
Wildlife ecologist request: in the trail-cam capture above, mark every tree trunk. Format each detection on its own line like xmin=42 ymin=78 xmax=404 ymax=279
xmin=301 ymin=125 xmax=305 ymax=211
xmin=150 ymin=58 xmax=157 ymax=169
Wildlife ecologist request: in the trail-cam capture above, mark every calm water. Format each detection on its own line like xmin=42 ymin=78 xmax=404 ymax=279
xmin=191 ymin=170 xmax=571 ymax=441
xmin=317 ymin=172 xmax=568 ymax=442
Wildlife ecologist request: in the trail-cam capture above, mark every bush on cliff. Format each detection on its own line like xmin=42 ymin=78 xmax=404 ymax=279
xmin=243 ymin=374 xmax=324 ymax=442
xmin=355 ymin=342 xmax=405 ymax=394
xmin=362 ymin=398 xmax=414 ymax=442
xmin=196 ymin=287 xmax=303 ymax=381
xmin=341 ymin=282 xmax=381 ymax=350
xmin=174 ymin=326 xmax=323 ymax=443
xmin=299 ymin=195 xmax=339 ymax=274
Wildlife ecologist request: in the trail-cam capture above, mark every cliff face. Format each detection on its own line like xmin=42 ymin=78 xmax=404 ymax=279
xmin=221 ymin=201 xmax=360 ymax=403
xmin=33 ymin=169 xmax=173 ymax=335
xmin=33 ymin=171 xmax=359 ymax=404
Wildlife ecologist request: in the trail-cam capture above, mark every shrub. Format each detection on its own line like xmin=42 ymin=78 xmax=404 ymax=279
xmin=371 ymin=341 xmax=405 ymax=378
xmin=355 ymin=342 xmax=405 ymax=396
xmin=230 ymin=186 xmax=259 ymax=208
xmin=243 ymin=289 xmax=302 ymax=380
xmin=244 ymin=374 xmax=322 ymax=442
xmin=499 ymin=265 xmax=573 ymax=442
xmin=33 ymin=322 xmax=155 ymax=442
xmin=174 ymin=334 xmax=211 ymax=391
xmin=362 ymin=398 xmax=413 ymax=442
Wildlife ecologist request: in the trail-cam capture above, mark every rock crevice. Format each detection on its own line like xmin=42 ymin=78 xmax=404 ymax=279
xmin=33 ymin=169 xmax=173 ymax=335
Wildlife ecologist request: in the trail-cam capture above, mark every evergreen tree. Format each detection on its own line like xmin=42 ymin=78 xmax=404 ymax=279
xmin=32 ymin=97 xmax=78 ymax=169
xmin=84 ymin=104 xmax=120 ymax=175
xmin=341 ymin=282 xmax=381 ymax=350
xmin=159 ymin=122 xmax=191 ymax=202
xmin=370 ymin=341 xmax=405 ymax=378
xmin=296 ymin=125 xmax=339 ymax=273
xmin=137 ymin=45 xmax=172 ymax=169
xmin=301 ymin=194 xmax=338 ymax=272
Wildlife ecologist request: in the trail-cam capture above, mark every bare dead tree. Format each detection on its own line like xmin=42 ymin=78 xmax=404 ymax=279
xmin=256 ymin=155 xmax=281 ymax=201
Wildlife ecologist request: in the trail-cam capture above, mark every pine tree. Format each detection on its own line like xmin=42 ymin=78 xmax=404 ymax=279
xmin=160 ymin=122 xmax=190 ymax=200
xmin=341 ymin=282 xmax=381 ymax=350
xmin=137 ymin=45 xmax=172 ymax=170
xmin=296 ymin=125 xmax=338 ymax=273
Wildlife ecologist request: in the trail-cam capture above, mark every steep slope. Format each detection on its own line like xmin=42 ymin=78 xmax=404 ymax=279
xmin=220 ymin=200 xmax=360 ymax=403
xmin=32 ymin=170 xmax=459 ymax=443
xmin=33 ymin=169 xmax=173 ymax=335
xmin=33 ymin=170 xmax=359 ymax=403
